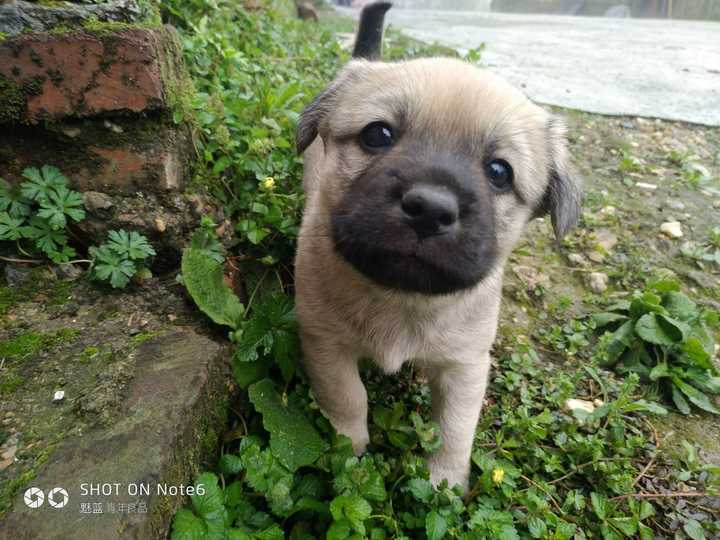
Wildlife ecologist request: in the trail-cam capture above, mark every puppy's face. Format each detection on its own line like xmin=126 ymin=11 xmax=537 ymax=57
xmin=297 ymin=58 xmax=581 ymax=295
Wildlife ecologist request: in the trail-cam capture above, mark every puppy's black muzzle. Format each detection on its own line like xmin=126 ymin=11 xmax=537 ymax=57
xmin=331 ymin=151 xmax=497 ymax=295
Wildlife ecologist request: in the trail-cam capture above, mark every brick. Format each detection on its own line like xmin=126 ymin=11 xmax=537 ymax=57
xmin=0 ymin=118 xmax=190 ymax=195
xmin=0 ymin=26 xmax=183 ymax=123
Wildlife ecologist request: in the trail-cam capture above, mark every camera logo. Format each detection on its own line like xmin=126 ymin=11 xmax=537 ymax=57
xmin=48 ymin=488 xmax=69 ymax=508
xmin=24 ymin=487 xmax=44 ymax=508
xmin=23 ymin=487 xmax=69 ymax=509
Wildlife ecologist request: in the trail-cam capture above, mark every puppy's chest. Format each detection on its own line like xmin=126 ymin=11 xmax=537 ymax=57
xmin=354 ymin=305 xmax=481 ymax=373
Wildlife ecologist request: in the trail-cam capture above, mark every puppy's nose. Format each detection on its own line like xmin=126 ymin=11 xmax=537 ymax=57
xmin=401 ymin=185 xmax=459 ymax=235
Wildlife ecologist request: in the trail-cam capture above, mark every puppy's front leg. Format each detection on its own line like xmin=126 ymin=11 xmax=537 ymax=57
xmin=300 ymin=331 xmax=369 ymax=455
xmin=427 ymin=357 xmax=490 ymax=490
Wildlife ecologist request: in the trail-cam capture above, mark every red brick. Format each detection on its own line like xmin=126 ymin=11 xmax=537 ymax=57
xmin=0 ymin=119 xmax=190 ymax=195
xmin=0 ymin=27 xmax=181 ymax=123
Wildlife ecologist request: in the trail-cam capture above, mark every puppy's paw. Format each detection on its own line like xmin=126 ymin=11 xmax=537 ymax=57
xmin=334 ymin=420 xmax=369 ymax=456
xmin=428 ymin=459 xmax=470 ymax=493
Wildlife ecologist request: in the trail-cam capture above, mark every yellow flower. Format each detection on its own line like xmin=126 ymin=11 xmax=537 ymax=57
xmin=262 ymin=177 xmax=275 ymax=190
xmin=492 ymin=467 xmax=505 ymax=485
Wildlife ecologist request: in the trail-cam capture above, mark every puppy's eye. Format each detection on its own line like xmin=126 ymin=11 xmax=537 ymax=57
xmin=359 ymin=122 xmax=394 ymax=151
xmin=486 ymin=159 xmax=513 ymax=192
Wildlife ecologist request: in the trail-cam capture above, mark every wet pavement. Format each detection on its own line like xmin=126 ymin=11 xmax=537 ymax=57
xmin=338 ymin=7 xmax=720 ymax=126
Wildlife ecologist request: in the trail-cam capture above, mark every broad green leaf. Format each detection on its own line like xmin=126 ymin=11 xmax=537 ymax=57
xmin=638 ymin=523 xmax=653 ymax=540
xmin=663 ymin=291 xmax=696 ymax=320
xmin=20 ymin=165 xmax=68 ymax=202
xmin=683 ymin=519 xmax=706 ymax=540
xmin=233 ymin=359 xmax=267 ymax=389
xmin=649 ymin=363 xmax=670 ymax=381
xmin=590 ymin=492 xmax=607 ymax=520
xmin=107 ymin=229 xmax=156 ymax=260
xmin=22 ymin=216 xmax=67 ymax=254
xmin=601 ymin=320 xmax=635 ymax=366
xmin=329 ymin=495 xmax=371 ymax=535
xmin=681 ymin=338 xmax=714 ymax=370
xmin=190 ymin=472 xmax=226 ymax=523
xmin=623 ymin=399 xmax=667 ymax=415
xmin=671 ymin=384 xmax=691 ymax=415
xmin=425 ymin=510 xmax=447 ymax=540
xmin=638 ymin=500 xmax=655 ymax=520
xmin=0 ymin=179 xmax=31 ymax=217
xmin=672 ymin=377 xmax=720 ymax=414
xmin=591 ymin=312 xmax=628 ymax=328
xmin=92 ymin=245 xmax=137 ymax=288
xmin=406 ymin=477 xmax=434 ymax=503
xmin=608 ymin=517 xmax=637 ymax=536
xmin=248 ymin=379 xmax=329 ymax=471
xmin=181 ymin=247 xmax=244 ymax=329
xmin=170 ymin=508 xmax=206 ymax=540
xmin=37 ymin=185 xmax=85 ymax=229
xmin=0 ymin=212 xmax=25 ymax=240
xmin=635 ymin=314 xmax=678 ymax=345
xmin=219 ymin=453 xmax=243 ymax=475
xmin=527 ymin=517 xmax=547 ymax=538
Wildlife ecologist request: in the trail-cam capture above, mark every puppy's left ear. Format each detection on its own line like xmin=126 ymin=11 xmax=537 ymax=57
xmin=539 ymin=117 xmax=582 ymax=240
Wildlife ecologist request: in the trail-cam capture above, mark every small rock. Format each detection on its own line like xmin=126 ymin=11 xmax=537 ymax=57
xmin=567 ymin=253 xmax=587 ymax=266
xmin=83 ymin=191 xmax=114 ymax=212
xmin=664 ymin=200 xmax=686 ymax=211
xmin=687 ymin=162 xmax=710 ymax=179
xmin=512 ymin=265 xmax=550 ymax=289
xmin=593 ymin=399 xmax=604 ymax=407
xmin=660 ymin=221 xmax=683 ymax=238
xmin=4 ymin=265 xmax=32 ymax=288
xmin=588 ymin=272 xmax=609 ymax=293
xmin=588 ymin=251 xmax=605 ymax=263
xmin=62 ymin=127 xmax=82 ymax=138
xmin=595 ymin=229 xmax=618 ymax=252
xmin=0 ymin=445 xmax=17 ymax=471
xmin=103 ymin=120 xmax=124 ymax=134
xmin=52 ymin=390 xmax=65 ymax=402
xmin=564 ymin=399 xmax=595 ymax=414
xmin=713 ymin=200 xmax=720 ymax=209
xmin=54 ymin=263 xmax=83 ymax=281
xmin=154 ymin=217 xmax=167 ymax=233
xmin=636 ymin=182 xmax=658 ymax=190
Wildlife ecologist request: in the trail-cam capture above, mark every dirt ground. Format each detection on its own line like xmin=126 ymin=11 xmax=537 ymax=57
xmin=500 ymin=109 xmax=720 ymax=456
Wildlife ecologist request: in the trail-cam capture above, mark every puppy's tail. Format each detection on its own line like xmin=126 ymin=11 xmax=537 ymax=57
xmin=352 ymin=1 xmax=392 ymax=61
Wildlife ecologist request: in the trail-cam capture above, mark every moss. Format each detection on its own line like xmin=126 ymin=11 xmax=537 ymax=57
xmin=0 ymin=332 xmax=46 ymax=361
xmin=21 ymin=75 xmax=46 ymax=97
xmin=0 ymin=440 xmax=57 ymax=516
xmin=0 ymin=75 xmax=26 ymax=124
xmin=0 ymin=287 xmax=22 ymax=317
xmin=158 ymin=27 xmax=196 ymax=126
xmin=45 ymin=279 xmax=74 ymax=306
xmin=0 ymin=374 xmax=24 ymax=396
xmin=131 ymin=330 xmax=161 ymax=347
xmin=0 ymin=328 xmax=80 ymax=362
xmin=81 ymin=18 xmax=160 ymax=36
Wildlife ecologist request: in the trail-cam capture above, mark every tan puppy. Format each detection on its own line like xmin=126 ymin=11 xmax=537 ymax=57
xmin=294 ymin=4 xmax=580 ymax=490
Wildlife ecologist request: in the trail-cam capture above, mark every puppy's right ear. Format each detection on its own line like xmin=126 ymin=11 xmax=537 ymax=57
xmin=296 ymin=85 xmax=338 ymax=155
xmin=296 ymin=62 xmax=368 ymax=154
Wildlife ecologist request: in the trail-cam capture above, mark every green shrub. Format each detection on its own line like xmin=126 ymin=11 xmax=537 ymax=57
xmin=593 ymin=279 xmax=720 ymax=415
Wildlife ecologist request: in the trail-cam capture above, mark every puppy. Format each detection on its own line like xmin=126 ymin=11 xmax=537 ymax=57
xmin=294 ymin=2 xmax=581 ymax=490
